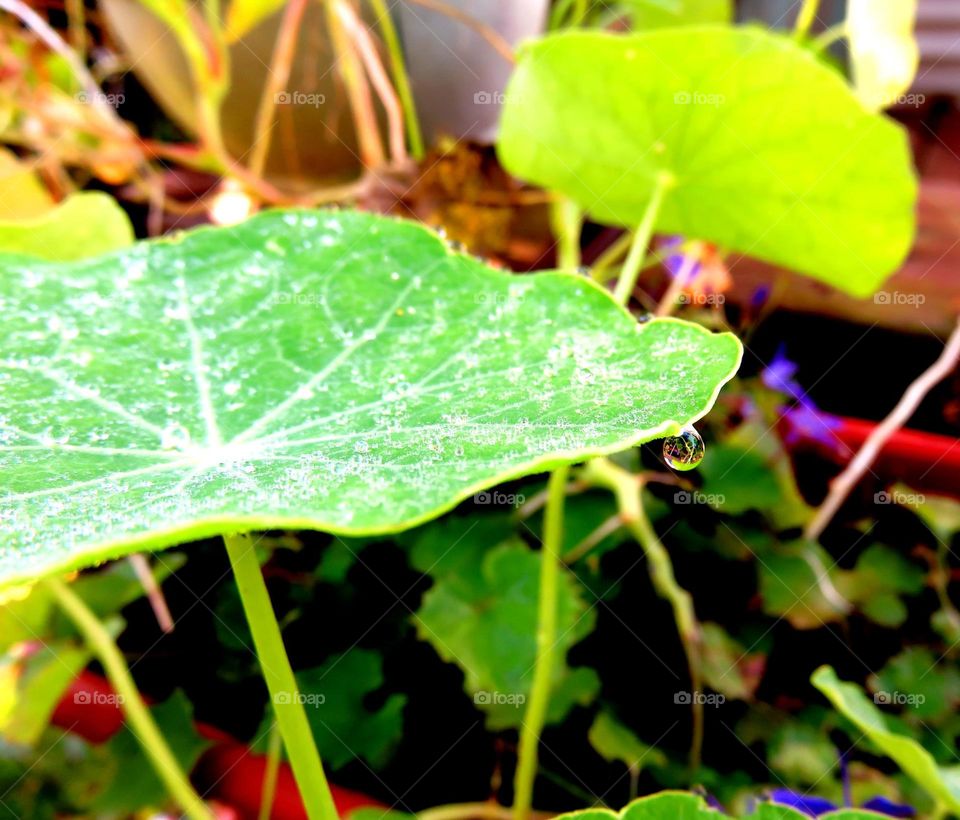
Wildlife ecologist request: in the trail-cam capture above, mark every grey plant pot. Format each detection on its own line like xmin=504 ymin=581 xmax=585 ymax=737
xmin=395 ymin=0 xmax=550 ymax=144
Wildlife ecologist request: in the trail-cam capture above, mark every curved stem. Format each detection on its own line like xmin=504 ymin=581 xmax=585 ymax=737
xmin=793 ymin=0 xmax=821 ymax=39
xmin=813 ymin=22 xmax=847 ymax=52
xmin=248 ymin=0 xmax=309 ymax=179
xmin=805 ymin=316 xmax=960 ymax=543
xmin=368 ymin=0 xmax=424 ymax=160
xmin=223 ymin=532 xmax=338 ymax=820
xmin=44 ymin=577 xmax=213 ymax=820
xmin=512 ymin=465 xmax=570 ymax=820
xmin=582 ymin=458 xmax=704 ymax=771
xmin=612 ymin=173 xmax=672 ymax=305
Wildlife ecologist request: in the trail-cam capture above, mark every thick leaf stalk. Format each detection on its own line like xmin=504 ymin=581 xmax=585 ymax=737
xmin=223 ymin=532 xmax=339 ymax=820
xmin=513 ymin=465 xmax=570 ymax=820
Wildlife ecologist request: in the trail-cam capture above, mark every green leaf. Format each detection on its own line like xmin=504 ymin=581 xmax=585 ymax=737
xmin=588 ymin=709 xmax=668 ymax=771
xmin=847 ymin=0 xmax=919 ymax=111
xmin=259 ymin=648 xmax=405 ymax=770
xmin=498 ymin=27 xmax=917 ymax=296
xmin=92 ymin=691 xmax=211 ymax=813
xmin=225 ymin=0 xmax=285 ymax=41
xmin=0 ymin=209 xmax=741 ymax=588
xmin=812 ymin=665 xmax=960 ymax=814
xmin=836 ymin=544 xmax=925 ymax=628
xmin=700 ymin=622 xmax=764 ymax=701
xmin=759 ymin=544 xmax=845 ymax=630
xmin=628 ymin=0 xmax=732 ymax=28
xmin=410 ymin=520 xmax=599 ymax=729
xmin=0 ymin=640 xmax=90 ymax=745
xmin=552 ymin=792 xmax=724 ymax=820
xmin=0 ymin=192 xmax=133 ymax=261
xmin=868 ymin=647 xmax=960 ymax=722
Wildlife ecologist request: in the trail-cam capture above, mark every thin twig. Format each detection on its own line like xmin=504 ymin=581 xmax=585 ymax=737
xmin=128 ymin=554 xmax=175 ymax=633
xmin=326 ymin=0 xmax=385 ymax=167
xmin=248 ymin=0 xmax=310 ymax=179
xmin=805 ymin=317 xmax=960 ymax=543
xmin=336 ymin=0 xmax=408 ymax=165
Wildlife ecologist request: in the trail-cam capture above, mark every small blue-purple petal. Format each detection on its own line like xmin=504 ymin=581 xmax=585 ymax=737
xmin=860 ymin=796 xmax=916 ymax=817
xmin=768 ymin=789 xmax=838 ymax=816
xmin=750 ymin=285 xmax=771 ymax=310
xmin=659 ymin=236 xmax=702 ymax=283
xmin=781 ymin=399 xmax=844 ymax=450
xmin=761 ymin=345 xmax=804 ymax=401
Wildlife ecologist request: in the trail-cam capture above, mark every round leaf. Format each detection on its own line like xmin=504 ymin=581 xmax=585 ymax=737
xmin=497 ymin=27 xmax=917 ymax=297
xmin=0 ymin=210 xmax=741 ymax=587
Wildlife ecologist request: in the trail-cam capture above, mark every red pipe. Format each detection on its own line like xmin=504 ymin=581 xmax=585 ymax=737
xmin=51 ymin=671 xmax=384 ymax=820
xmin=781 ymin=414 xmax=960 ymax=500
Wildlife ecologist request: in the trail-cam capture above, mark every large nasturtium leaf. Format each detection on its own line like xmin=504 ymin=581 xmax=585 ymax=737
xmin=812 ymin=666 xmax=960 ymax=814
xmin=0 ymin=209 xmax=741 ymax=588
xmin=497 ymin=27 xmax=917 ymax=297
xmin=847 ymin=0 xmax=919 ymax=111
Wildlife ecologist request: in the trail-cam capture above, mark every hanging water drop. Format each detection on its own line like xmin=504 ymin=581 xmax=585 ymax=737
xmin=662 ymin=427 xmax=704 ymax=471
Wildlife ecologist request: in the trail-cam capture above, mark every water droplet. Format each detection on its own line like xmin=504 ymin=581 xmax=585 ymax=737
xmin=662 ymin=427 xmax=704 ymax=471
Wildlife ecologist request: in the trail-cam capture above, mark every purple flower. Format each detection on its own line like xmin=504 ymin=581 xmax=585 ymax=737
xmin=659 ymin=235 xmax=702 ymax=283
xmin=761 ymin=345 xmax=804 ymax=402
xmin=768 ymin=789 xmax=914 ymax=817
xmin=768 ymin=790 xmax=839 ymax=817
xmin=761 ymin=346 xmax=844 ymax=452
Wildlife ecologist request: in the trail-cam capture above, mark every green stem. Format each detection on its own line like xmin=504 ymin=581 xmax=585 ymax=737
xmin=512 ymin=465 xmax=570 ymax=820
xmin=582 ymin=459 xmax=704 ymax=771
xmin=258 ymin=721 xmax=283 ymax=820
xmin=368 ymin=0 xmax=424 ymax=160
xmin=44 ymin=578 xmax=212 ymax=820
xmin=793 ymin=0 xmax=820 ymax=39
xmin=612 ymin=173 xmax=672 ymax=305
xmin=812 ymin=22 xmax=847 ymax=52
xmin=551 ymin=197 xmax=583 ymax=271
xmin=223 ymin=532 xmax=338 ymax=820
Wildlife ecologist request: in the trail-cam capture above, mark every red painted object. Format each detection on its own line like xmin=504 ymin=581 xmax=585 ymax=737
xmin=782 ymin=414 xmax=960 ymax=500
xmin=51 ymin=673 xmax=384 ymax=820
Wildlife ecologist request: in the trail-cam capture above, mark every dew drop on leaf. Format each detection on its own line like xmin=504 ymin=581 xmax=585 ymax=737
xmin=662 ymin=427 xmax=704 ymax=471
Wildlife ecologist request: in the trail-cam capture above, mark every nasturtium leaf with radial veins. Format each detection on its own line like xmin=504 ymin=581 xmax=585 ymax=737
xmin=497 ymin=27 xmax=917 ymax=297
xmin=0 ymin=210 xmax=741 ymax=588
